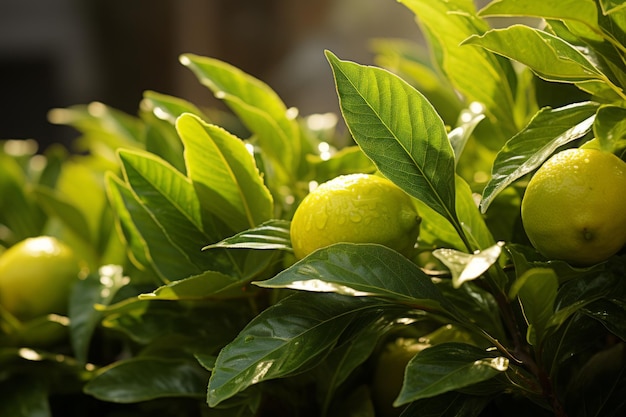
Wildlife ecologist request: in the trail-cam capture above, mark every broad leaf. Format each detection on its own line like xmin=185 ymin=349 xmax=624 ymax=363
xmin=326 ymin=51 xmax=461 ymax=238
xmin=207 ymin=292 xmax=409 ymax=406
xmin=33 ymin=185 xmax=92 ymax=245
xmin=84 ymin=357 xmax=208 ymax=403
xmin=463 ymin=25 xmax=604 ymax=83
xmin=177 ymin=113 xmax=273 ymax=233
xmin=480 ymin=102 xmax=598 ymax=212
xmin=396 ymin=343 xmax=508 ymax=405
xmin=255 ymin=243 xmax=454 ymax=314
xmin=400 ymin=391 xmax=492 ymax=417
xmin=141 ymin=270 xmax=257 ymax=300
xmin=594 ymin=105 xmax=626 ymax=152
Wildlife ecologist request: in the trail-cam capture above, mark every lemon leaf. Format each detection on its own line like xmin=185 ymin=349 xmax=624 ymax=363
xmin=433 ymin=242 xmax=504 ymax=289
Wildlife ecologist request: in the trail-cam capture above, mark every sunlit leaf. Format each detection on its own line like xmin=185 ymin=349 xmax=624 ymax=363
xmin=177 ymin=113 xmax=273 ymax=232
xmin=594 ymin=105 xmax=626 ymax=152
xmin=480 ymin=102 xmax=598 ymax=212
xmin=203 ymin=219 xmax=292 ymax=251
xmin=433 ymin=242 xmax=504 ymax=289
xmin=463 ymin=25 xmax=603 ymax=83
xmin=326 ymin=51 xmax=461 ymax=238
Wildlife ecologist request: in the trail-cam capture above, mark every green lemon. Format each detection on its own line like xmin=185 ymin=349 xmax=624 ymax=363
xmin=521 ymin=148 xmax=626 ymax=266
xmin=290 ymin=174 xmax=421 ymax=259
xmin=0 ymin=236 xmax=82 ymax=321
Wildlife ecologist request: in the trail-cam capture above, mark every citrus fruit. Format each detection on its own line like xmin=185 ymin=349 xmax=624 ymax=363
xmin=372 ymin=338 xmax=429 ymax=417
xmin=521 ymin=148 xmax=626 ymax=266
xmin=0 ymin=236 xmax=81 ymax=320
xmin=290 ymin=173 xmax=421 ymax=259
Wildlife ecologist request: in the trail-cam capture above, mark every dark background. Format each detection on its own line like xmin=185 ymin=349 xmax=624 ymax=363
xmin=0 ymin=0 xmax=420 ymax=150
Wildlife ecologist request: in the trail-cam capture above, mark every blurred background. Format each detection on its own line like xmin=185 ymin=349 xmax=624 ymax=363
xmin=0 ymin=0 xmax=423 ymax=150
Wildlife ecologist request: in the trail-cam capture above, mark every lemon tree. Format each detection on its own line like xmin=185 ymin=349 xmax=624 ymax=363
xmin=290 ymin=173 xmax=421 ymax=259
xmin=521 ymin=148 xmax=626 ymax=266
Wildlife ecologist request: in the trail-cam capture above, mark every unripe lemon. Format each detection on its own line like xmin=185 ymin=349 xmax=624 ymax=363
xmin=0 ymin=236 xmax=81 ymax=320
xmin=290 ymin=174 xmax=420 ymax=259
xmin=521 ymin=148 xmax=626 ymax=266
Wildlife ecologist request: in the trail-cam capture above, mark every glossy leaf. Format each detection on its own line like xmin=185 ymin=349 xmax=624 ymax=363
xmin=84 ymin=357 xmax=208 ymax=403
xmin=180 ymin=54 xmax=300 ymax=178
xmin=582 ymin=298 xmax=626 ymax=341
xmin=396 ymin=343 xmax=508 ymax=405
xmin=255 ymin=243 xmax=454 ymax=314
xmin=141 ymin=90 xmax=207 ymax=125
xmin=399 ymin=0 xmax=518 ymax=140
xmin=480 ymin=102 xmax=598 ymax=212
xmin=400 ymin=391 xmax=491 ymax=417
xmin=463 ymin=25 xmax=603 ymax=83
xmin=433 ymin=242 xmax=504 ymax=289
xmin=326 ymin=51 xmax=460 ymax=236
xmin=207 ymin=292 xmax=408 ymax=407
xmin=203 ymin=219 xmax=292 ymax=251
xmin=455 ymin=176 xmax=496 ymax=252
xmin=141 ymin=270 xmax=255 ymax=300
xmin=177 ymin=114 xmax=273 ymax=232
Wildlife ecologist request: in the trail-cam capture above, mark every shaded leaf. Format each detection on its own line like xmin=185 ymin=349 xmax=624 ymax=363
xmin=207 ymin=292 xmax=408 ymax=407
xmin=396 ymin=343 xmax=508 ymax=405
xmin=84 ymin=357 xmax=208 ymax=403
xmin=594 ymin=105 xmax=626 ymax=152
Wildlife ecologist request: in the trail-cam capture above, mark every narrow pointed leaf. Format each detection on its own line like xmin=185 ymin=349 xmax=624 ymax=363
xmin=480 ymin=102 xmax=598 ymax=212
xmin=180 ymin=54 xmax=300 ymax=177
xmin=399 ymin=0 xmax=518 ymax=139
xmin=140 ymin=270 xmax=255 ymax=300
xmin=326 ymin=51 xmax=459 ymax=230
xmin=177 ymin=114 xmax=273 ymax=232
xmin=463 ymin=25 xmax=603 ymax=83
xmin=203 ymin=219 xmax=292 ymax=251
xmin=396 ymin=343 xmax=508 ymax=405
xmin=255 ymin=243 xmax=453 ymax=313
xmin=207 ymin=292 xmax=406 ymax=406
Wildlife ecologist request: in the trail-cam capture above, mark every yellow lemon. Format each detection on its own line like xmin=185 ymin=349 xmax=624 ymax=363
xmin=521 ymin=148 xmax=626 ymax=266
xmin=0 ymin=236 xmax=81 ymax=320
xmin=290 ymin=173 xmax=420 ymax=259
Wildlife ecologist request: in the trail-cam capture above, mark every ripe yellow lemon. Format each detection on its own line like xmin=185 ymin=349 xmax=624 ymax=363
xmin=0 ymin=236 xmax=81 ymax=320
xmin=521 ymin=148 xmax=626 ymax=266
xmin=290 ymin=174 xmax=420 ymax=259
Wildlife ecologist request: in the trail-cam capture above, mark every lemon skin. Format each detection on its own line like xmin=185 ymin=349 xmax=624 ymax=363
xmin=0 ymin=236 xmax=82 ymax=321
xmin=521 ymin=149 xmax=626 ymax=266
xmin=290 ymin=174 xmax=421 ymax=259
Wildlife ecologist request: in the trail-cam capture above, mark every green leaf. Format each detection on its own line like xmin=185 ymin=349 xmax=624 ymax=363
xmin=480 ymin=101 xmax=598 ymax=212
xmin=177 ymin=113 xmax=273 ymax=232
xmin=179 ymin=54 xmax=300 ymax=178
xmin=0 ymin=374 xmax=51 ymax=417
xmin=255 ymin=243 xmax=453 ymax=314
xmin=509 ymin=268 xmax=558 ymax=345
xmin=433 ymin=242 xmax=504 ymax=289
xmin=582 ymin=298 xmax=626 ymax=340
xmin=141 ymin=270 xmax=256 ymax=300
xmin=600 ymin=0 xmax=626 ymax=14
xmin=396 ymin=343 xmax=508 ymax=405
xmin=69 ymin=265 xmax=130 ymax=364
xmin=478 ymin=0 xmax=600 ymax=32
xmin=594 ymin=105 xmax=626 ymax=153
xmin=203 ymin=219 xmax=292 ymax=251
xmin=326 ymin=51 xmax=461 ymax=240
xmin=84 ymin=357 xmax=208 ymax=403
xmin=141 ymin=90 xmax=207 ymax=125
xmin=455 ymin=176 xmax=496 ymax=251
xmin=117 ymin=149 xmax=218 ymax=275
xmin=207 ymin=292 xmax=408 ymax=406
xmin=400 ymin=391 xmax=491 ymax=417
xmin=33 ymin=186 xmax=92 ymax=245
xmin=463 ymin=25 xmax=603 ymax=83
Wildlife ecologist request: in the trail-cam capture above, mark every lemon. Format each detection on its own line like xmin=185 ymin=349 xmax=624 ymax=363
xmin=521 ymin=148 xmax=626 ymax=266
xmin=372 ymin=338 xmax=429 ymax=417
xmin=290 ymin=174 xmax=420 ymax=259
xmin=0 ymin=236 xmax=81 ymax=320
